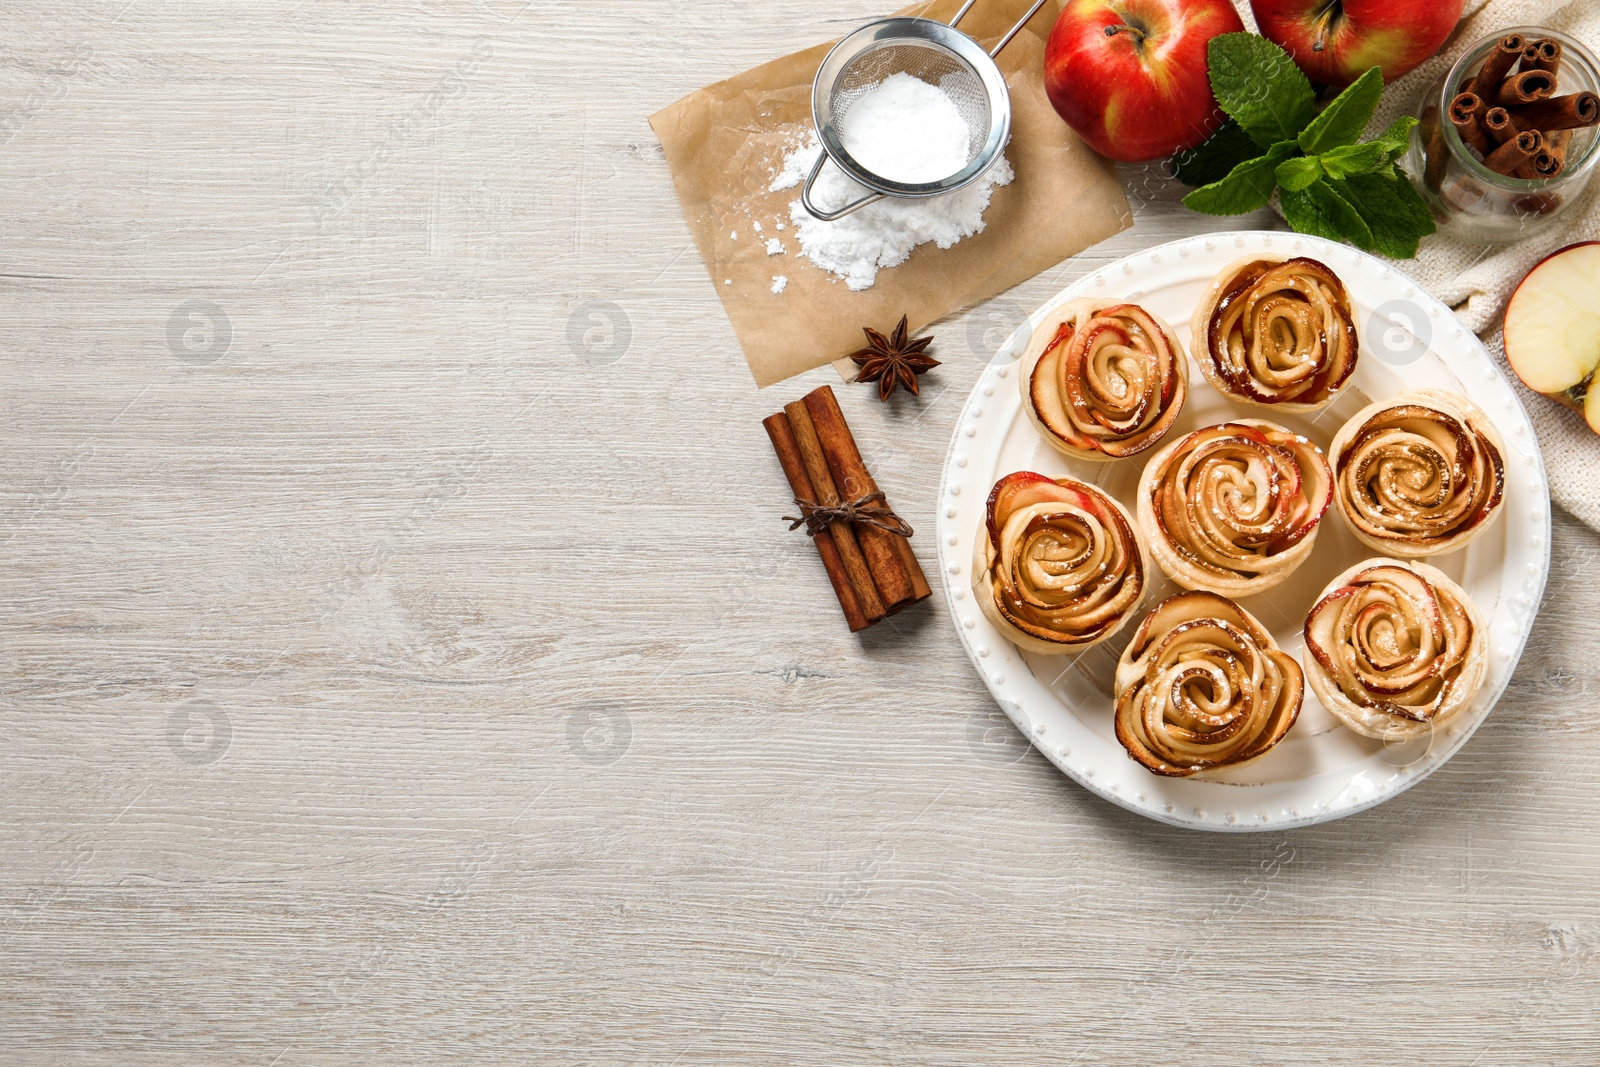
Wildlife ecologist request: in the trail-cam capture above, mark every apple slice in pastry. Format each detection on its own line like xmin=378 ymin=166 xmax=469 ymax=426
xmin=1019 ymin=298 xmax=1189 ymax=461
xmin=1303 ymin=558 xmax=1488 ymax=741
xmin=1329 ymin=389 xmax=1506 ymax=559
xmin=1114 ymin=591 xmax=1303 ymax=778
xmin=1190 ymin=255 xmax=1358 ymax=411
xmin=1136 ymin=420 xmax=1333 ymax=597
xmin=972 ymin=473 xmax=1149 ymax=654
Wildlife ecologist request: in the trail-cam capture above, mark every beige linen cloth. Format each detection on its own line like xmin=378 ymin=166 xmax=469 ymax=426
xmin=1357 ymin=0 xmax=1600 ymax=528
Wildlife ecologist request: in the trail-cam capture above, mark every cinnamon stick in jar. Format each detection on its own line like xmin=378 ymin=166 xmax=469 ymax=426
xmin=1512 ymin=190 xmax=1564 ymax=216
xmin=801 ymin=385 xmax=932 ymax=612
xmin=1471 ymin=34 xmax=1526 ymax=100
xmin=1546 ymin=129 xmax=1575 ymax=170
xmin=1517 ymin=150 xmax=1563 ymax=181
xmin=1520 ymin=129 xmax=1575 ymax=181
xmin=764 ymin=412 xmax=876 ymax=632
xmin=1527 ymin=38 xmax=1562 ymax=74
xmin=1483 ymin=106 xmax=1517 ymax=145
xmin=1450 ymin=93 xmax=1493 ymax=154
xmin=1420 ymin=105 xmax=1448 ymax=192
xmin=1484 ymin=129 xmax=1542 ymax=176
xmin=1509 ymin=91 xmax=1600 ymax=132
xmin=1492 ymin=70 xmax=1557 ymax=107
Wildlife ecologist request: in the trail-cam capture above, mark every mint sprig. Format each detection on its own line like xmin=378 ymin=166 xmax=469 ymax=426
xmin=1171 ymin=119 xmax=1259 ymax=187
xmin=1184 ymin=141 xmax=1297 ymax=215
xmin=1173 ymin=34 xmax=1435 ymax=259
xmin=1297 ymin=67 xmax=1383 ymax=155
xmin=1209 ymin=33 xmax=1315 ymax=150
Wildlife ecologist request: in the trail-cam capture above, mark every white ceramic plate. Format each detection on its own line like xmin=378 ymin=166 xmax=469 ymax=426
xmin=938 ymin=231 xmax=1551 ymax=831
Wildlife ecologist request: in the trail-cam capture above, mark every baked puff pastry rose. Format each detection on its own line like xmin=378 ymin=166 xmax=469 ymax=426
xmin=1019 ymin=299 xmax=1189 ymax=460
xmin=973 ymin=473 xmax=1148 ymax=653
xmin=1115 ymin=591 xmax=1303 ymax=777
xmin=1330 ymin=390 xmax=1506 ymax=559
xmin=1303 ymin=559 xmax=1488 ymax=741
xmin=1137 ymin=420 xmax=1333 ymax=597
xmin=1190 ymin=255 xmax=1358 ymax=411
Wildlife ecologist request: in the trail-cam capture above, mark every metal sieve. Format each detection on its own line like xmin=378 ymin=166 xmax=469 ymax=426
xmin=802 ymin=0 xmax=1052 ymax=221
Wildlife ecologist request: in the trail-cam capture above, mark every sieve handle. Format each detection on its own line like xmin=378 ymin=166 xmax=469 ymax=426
xmin=948 ymin=0 xmax=980 ymax=26
xmin=800 ymin=152 xmax=886 ymax=222
xmin=950 ymin=0 xmax=1054 ymax=58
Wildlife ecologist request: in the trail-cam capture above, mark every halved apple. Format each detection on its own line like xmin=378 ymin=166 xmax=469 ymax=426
xmin=1504 ymin=241 xmax=1600 ymax=436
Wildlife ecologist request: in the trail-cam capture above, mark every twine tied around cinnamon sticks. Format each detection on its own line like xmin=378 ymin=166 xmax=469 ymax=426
xmin=784 ymin=492 xmax=915 ymax=540
xmin=763 ymin=385 xmax=931 ymax=633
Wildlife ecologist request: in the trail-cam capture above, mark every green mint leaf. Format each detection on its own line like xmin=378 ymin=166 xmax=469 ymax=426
xmin=1279 ymin=187 xmax=1340 ymax=243
xmin=1306 ymin=181 xmax=1373 ymax=250
xmin=1183 ymin=142 xmax=1298 ymax=216
xmin=1328 ymin=170 xmax=1436 ymax=258
xmin=1316 ymin=116 xmax=1419 ymax=180
xmin=1208 ymin=33 xmax=1316 ymax=150
xmin=1171 ymin=120 xmax=1260 ymax=188
xmin=1276 ymin=155 xmax=1323 ymax=191
xmin=1280 ymin=179 xmax=1375 ymax=250
xmin=1298 ymin=67 xmax=1384 ymax=155
xmin=1319 ymin=141 xmax=1388 ymax=179
xmin=1370 ymin=116 xmax=1419 ymax=160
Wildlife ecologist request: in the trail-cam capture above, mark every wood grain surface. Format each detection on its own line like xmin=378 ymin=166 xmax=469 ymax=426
xmin=2 ymin=2 xmax=1597 ymax=1063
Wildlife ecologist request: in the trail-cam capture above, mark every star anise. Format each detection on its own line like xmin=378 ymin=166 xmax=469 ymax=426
xmin=849 ymin=315 xmax=939 ymax=401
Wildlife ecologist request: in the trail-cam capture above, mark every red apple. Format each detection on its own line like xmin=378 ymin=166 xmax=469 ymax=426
xmin=1044 ymin=0 xmax=1244 ymax=163
xmin=1251 ymin=0 xmax=1465 ymax=88
xmin=1503 ymin=242 xmax=1600 ymax=437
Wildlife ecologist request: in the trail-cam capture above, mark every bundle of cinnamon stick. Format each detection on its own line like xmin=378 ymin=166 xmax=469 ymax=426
xmin=1447 ymin=33 xmax=1598 ymax=180
xmin=764 ymin=385 xmax=931 ymax=632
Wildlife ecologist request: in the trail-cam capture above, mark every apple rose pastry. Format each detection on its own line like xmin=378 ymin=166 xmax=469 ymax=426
xmin=1019 ymin=298 xmax=1189 ymax=460
xmin=973 ymin=473 xmax=1148 ymax=653
xmin=1190 ymin=255 xmax=1358 ymax=411
xmin=1303 ymin=559 xmax=1488 ymax=741
xmin=1115 ymin=591 xmax=1303 ymax=777
xmin=1330 ymin=390 xmax=1506 ymax=559
xmin=1137 ymin=420 xmax=1333 ymax=597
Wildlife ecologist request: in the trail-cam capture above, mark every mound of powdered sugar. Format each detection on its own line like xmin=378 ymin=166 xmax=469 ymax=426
xmin=839 ymin=72 xmax=972 ymax=184
xmin=769 ymin=74 xmax=1012 ymax=291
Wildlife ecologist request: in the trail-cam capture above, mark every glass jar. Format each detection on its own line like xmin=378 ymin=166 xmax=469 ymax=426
xmin=1404 ymin=26 xmax=1600 ymax=244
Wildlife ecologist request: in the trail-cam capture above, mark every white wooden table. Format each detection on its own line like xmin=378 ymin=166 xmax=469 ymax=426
xmin=4 ymin=3 xmax=1599 ymax=1063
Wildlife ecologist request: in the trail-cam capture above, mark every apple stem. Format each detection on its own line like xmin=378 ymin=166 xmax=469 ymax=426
xmin=1103 ymin=23 xmax=1147 ymax=46
xmin=1311 ymin=0 xmax=1342 ymax=53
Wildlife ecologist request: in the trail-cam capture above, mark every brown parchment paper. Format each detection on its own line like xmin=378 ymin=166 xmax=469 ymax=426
xmin=648 ymin=0 xmax=1132 ymax=388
